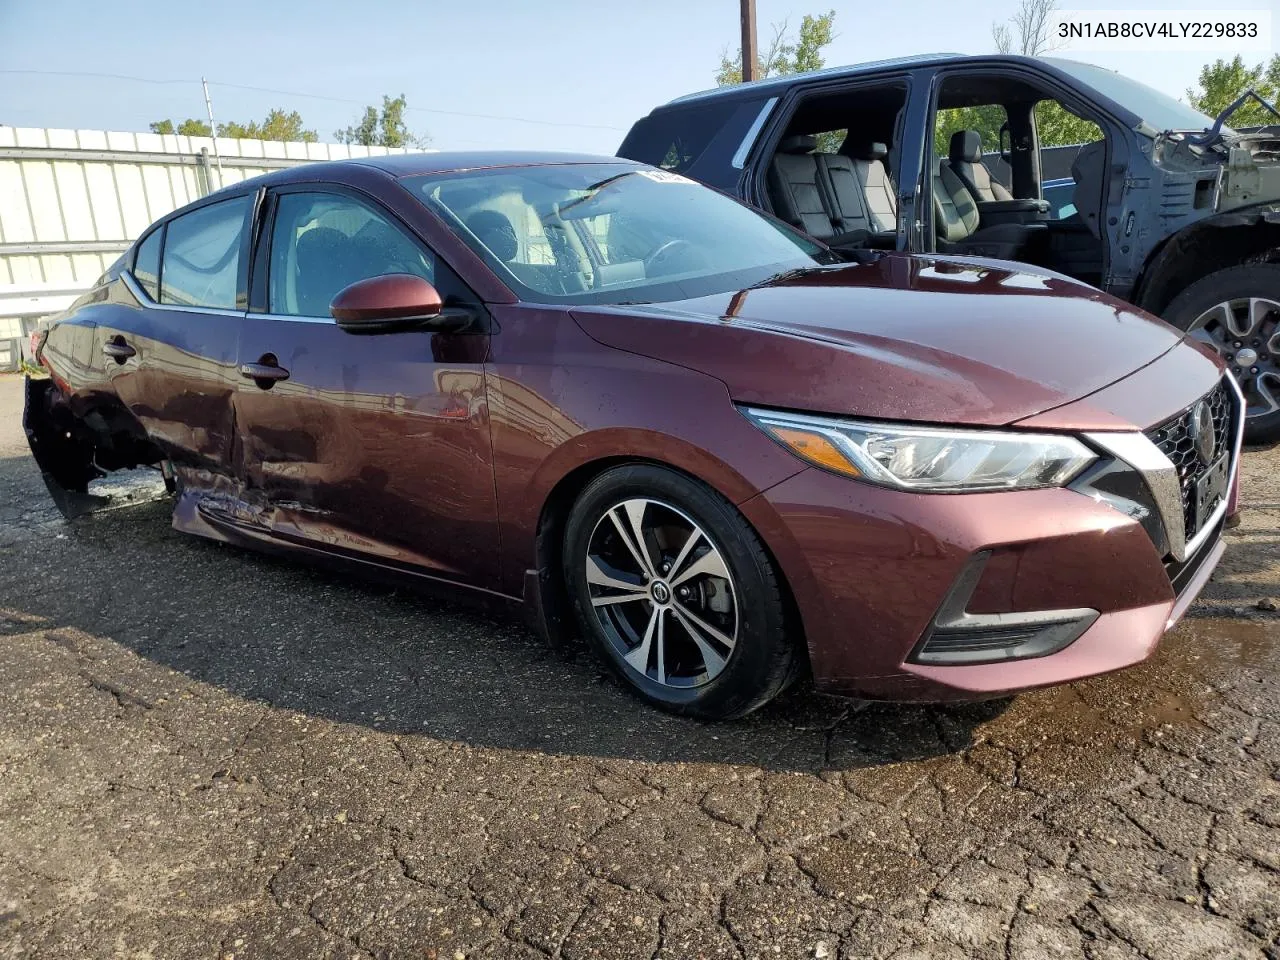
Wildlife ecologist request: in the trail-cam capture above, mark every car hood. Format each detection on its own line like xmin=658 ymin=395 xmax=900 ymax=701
xmin=570 ymin=253 xmax=1186 ymax=426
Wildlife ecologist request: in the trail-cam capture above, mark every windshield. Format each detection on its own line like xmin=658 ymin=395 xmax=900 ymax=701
xmin=1048 ymin=59 xmax=1225 ymax=135
xmin=403 ymin=163 xmax=832 ymax=305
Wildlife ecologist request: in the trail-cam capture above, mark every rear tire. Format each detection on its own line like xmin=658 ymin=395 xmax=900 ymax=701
xmin=1163 ymin=264 xmax=1280 ymax=445
xmin=562 ymin=464 xmax=796 ymax=720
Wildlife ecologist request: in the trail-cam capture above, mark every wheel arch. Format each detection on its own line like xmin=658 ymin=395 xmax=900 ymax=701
xmin=526 ymin=450 xmax=808 ymax=671
xmin=1134 ymin=206 xmax=1280 ymax=316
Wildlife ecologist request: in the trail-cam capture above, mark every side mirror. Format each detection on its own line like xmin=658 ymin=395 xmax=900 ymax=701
xmin=330 ymin=274 xmax=472 ymax=334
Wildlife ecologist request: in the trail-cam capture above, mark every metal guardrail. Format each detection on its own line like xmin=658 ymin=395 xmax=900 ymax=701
xmin=0 ymin=146 xmax=298 ymax=169
xmin=0 ymin=240 xmax=131 ymax=256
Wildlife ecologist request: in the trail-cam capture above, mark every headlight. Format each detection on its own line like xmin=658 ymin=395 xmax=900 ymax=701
xmin=742 ymin=407 xmax=1096 ymax=492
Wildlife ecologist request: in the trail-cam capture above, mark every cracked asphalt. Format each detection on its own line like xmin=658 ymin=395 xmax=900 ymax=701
xmin=0 ymin=372 xmax=1277 ymax=960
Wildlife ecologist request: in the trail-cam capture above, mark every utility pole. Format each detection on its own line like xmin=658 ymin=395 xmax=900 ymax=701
xmin=201 ymin=77 xmax=223 ymax=190
xmin=740 ymin=0 xmax=758 ymax=82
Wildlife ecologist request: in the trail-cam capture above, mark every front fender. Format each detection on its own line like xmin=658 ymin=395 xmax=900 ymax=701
xmin=1136 ymin=202 xmax=1280 ymax=313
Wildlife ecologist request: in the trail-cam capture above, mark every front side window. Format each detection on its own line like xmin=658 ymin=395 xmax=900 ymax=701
xmin=160 ymin=196 xmax=251 ymax=309
xmin=268 ymin=192 xmax=435 ymax=318
xmin=405 ymin=163 xmax=831 ymax=306
xmin=132 ymin=227 xmax=162 ymax=301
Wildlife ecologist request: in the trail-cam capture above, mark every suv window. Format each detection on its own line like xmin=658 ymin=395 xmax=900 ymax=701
xmin=268 ymin=192 xmax=435 ymax=318
xmin=811 ymin=129 xmax=848 ymax=154
xmin=133 ymin=228 xmax=162 ymax=301
xmin=617 ymin=101 xmax=738 ymax=171
xmin=1033 ymin=99 xmax=1102 ymax=150
xmin=160 ymin=196 xmax=251 ymax=309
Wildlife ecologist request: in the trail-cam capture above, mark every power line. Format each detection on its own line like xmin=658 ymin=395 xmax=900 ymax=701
xmin=0 ymin=69 xmax=191 ymax=84
xmin=213 ymin=80 xmax=627 ymax=131
xmin=0 ymin=69 xmax=627 ymax=132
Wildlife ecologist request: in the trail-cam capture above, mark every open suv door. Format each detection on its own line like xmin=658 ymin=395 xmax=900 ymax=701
xmin=619 ymin=53 xmax=1280 ymax=443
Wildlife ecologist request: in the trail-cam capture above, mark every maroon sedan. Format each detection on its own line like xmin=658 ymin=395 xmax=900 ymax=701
xmin=25 ymin=152 xmax=1242 ymax=719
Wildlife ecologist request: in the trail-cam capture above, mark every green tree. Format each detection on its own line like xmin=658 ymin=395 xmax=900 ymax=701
xmin=219 ymin=109 xmax=318 ymax=142
xmin=1034 ymin=100 xmax=1101 ymax=147
xmin=148 ymin=118 xmax=213 ymax=137
xmin=178 ymin=118 xmax=212 ymax=137
xmin=339 ymin=106 xmax=380 ymax=147
xmin=716 ymin=10 xmax=836 ymax=86
xmin=150 ymin=111 xmax=317 ymax=142
xmin=336 ymin=94 xmax=428 ymax=148
xmin=933 ymin=105 xmax=1007 ymax=158
xmin=1187 ymin=55 xmax=1280 ymax=127
xmin=715 ymin=11 xmax=840 ymax=150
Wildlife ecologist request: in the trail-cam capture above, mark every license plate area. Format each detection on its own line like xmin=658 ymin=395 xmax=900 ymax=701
xmin=1193 ymin=454 xmax=1229 ymax=533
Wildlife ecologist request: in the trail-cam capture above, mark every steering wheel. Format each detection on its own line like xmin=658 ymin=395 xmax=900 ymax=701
xmin=645 ymin=238 xmax=699 ymax=277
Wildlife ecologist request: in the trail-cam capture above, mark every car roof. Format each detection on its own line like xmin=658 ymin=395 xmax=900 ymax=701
xmin=664 ymin=52 xmax=1059 ymax=106
xmin=284 ymin=150 xmax=636 ymax=181
xmin=148 ymin=151 xmax=645 ymax=227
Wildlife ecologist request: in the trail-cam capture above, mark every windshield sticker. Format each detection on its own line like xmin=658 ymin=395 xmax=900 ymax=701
xmin=638 ymin=170 xmax=694 ymax=184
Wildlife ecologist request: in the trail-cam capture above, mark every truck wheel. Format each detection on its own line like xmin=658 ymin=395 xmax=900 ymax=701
xmin=1164 ymin=264 xmax=1280 ymax=445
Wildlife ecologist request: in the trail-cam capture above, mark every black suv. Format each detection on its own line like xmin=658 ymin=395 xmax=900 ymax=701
xmin=619 ymin=53 xmax=1280 ymax=442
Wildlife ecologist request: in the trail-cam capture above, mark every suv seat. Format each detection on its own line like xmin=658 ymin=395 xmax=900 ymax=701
xmin=767 ymin=135 xmax=838 ymax=239
xmin=814 ymin=151 xmax=871 ymax=238
xmin=932 ymin=158 xmax=1029 ymax=260
xmin=834 ymin=140 xmax=898 ymax=235
xmin=946 ymin=131 xmax=1012 ymax=202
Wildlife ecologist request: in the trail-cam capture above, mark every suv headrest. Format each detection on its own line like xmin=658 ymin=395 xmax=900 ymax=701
xmin=777 ymin=134 xmax=817 ymax=154
xmin=949 ymin=130 xmax=983 ymax=164
xmin=848 ymin=141 xmax=888 ymax=162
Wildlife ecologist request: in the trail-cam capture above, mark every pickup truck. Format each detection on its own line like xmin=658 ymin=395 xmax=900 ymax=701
xmin=618 ymin=53 xmax=1280 ymax=442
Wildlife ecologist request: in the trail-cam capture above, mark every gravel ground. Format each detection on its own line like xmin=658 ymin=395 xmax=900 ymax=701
xmin=0 ymin=372 xmax=1277 ymax=960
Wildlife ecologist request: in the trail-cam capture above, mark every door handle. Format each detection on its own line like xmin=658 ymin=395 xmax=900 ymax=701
xmin=102 ymin=338 xmax=136 ymax=361
xmin=239 ymin=354 xmax=290 ymax=389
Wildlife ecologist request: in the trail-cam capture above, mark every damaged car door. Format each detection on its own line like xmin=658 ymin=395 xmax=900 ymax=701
xmin=222 ymin=185 xmax=499 ymax=587
xmin=109 ymin=193 xmax=253 ymax=477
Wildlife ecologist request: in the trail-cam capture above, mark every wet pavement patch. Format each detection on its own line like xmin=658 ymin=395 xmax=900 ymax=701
xmin=0 ymin=376 xmax=1277 ymax=958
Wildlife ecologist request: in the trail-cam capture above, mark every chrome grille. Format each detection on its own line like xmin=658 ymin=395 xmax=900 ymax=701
xmin=1144 ymin=380 xmax=1233 ymax=542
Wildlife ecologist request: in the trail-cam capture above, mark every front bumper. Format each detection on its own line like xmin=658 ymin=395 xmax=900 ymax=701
xmin=738 ymin=372 xmax=1240 ymax=702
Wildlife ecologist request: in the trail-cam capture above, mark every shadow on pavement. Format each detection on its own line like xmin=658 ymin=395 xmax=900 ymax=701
xmin=8 ymin=446 xmax=1277 ymax=778
xmin=1 ymin=472 xmax=1013 ymax=772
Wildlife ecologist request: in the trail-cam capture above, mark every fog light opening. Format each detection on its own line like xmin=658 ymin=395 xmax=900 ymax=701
xmin=909 ymin=551 xmax=1099 ymax=666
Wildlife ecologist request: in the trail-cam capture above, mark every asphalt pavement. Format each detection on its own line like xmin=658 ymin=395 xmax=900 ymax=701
xmin=0 ymin=372 xmax=1277 ymax=959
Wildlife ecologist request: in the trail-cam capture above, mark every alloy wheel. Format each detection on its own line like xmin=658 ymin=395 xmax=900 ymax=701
xmin=584 ymin=498 xmax=738 ymax=689
xmin=1189 ymin=297 xmax=1280 ymax=418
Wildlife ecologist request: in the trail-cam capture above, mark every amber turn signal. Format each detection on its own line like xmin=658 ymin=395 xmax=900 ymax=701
xmin=765 ymin=426 xmax=862 ymax=478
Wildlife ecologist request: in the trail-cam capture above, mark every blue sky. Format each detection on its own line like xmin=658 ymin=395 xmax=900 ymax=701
xmin=0 ymin=0 xmax=1272 ymax=154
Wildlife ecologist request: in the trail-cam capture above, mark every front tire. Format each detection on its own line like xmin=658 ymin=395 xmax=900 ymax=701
xmin=1163 ymin=264 xmax=1280 ymax=445
xmin=562 ymin=464 xmax=796 ymax=720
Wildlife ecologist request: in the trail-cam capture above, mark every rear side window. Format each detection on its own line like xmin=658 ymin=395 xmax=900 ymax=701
xmin=132 ymin=228 xmax=162 ymax=301
xmin=618 ymin=101 xmax=738 ymax=171
xmin=160 ymin=196 xmax=251 ymax=309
